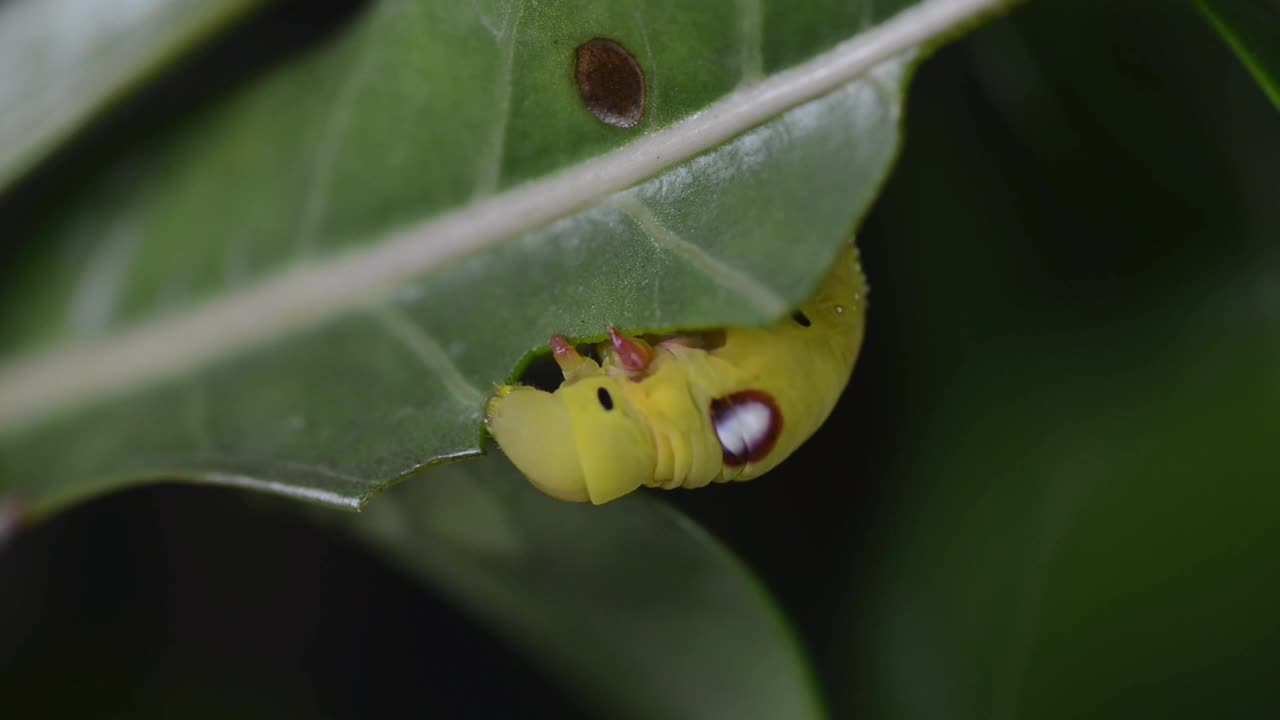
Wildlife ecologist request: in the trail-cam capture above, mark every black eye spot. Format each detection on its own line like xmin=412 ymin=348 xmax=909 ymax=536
xmin=597 ymin=387 xmax=614 ymax=410
xmin=791 ymin=311 xmax=811 ymax=327
xmin=574 ymin=38 xmax=645 ymax=128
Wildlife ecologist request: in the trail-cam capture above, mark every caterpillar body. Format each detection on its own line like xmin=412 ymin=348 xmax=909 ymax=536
xmin=484 ymin=241 xmax=867 ymax=505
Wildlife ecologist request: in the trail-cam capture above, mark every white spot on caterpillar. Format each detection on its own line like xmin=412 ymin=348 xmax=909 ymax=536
xmin=715 ymin=402 xmax=772 ymax=456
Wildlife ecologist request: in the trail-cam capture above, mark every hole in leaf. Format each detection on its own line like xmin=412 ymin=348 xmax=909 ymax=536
xmin=516 ymin=341 xmax=603 ymax=392
xmin=518 ymin=353 xmax=567 ymax=392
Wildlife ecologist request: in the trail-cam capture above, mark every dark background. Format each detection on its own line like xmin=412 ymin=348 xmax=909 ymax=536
xmin=4 ymin=0 xmax=1279 ymax=717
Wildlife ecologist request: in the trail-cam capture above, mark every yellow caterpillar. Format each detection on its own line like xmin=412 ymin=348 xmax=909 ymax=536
xmin=484 ymin=240 xmax=867 ymax=504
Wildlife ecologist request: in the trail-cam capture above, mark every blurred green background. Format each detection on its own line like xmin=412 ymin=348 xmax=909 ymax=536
xmin=3 ymin=0 xmax=1279 ymax=718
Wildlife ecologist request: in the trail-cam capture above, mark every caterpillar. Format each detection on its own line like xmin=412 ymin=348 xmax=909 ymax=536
xmin=484 ymin=239 xmax=867 ymax=504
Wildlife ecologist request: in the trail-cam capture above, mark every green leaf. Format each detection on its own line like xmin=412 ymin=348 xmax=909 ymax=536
xmin=838 ymin=0 xmax=1280 ymax=705
xmin=0 ymin=0 xmax=1010 ymax=519
xmin=0 ymin=0 xmax=268 ymax=192
xmin=838 ymin=76 xmax=1280 ymax=712
xmin=850 ymin=291 xmax=1280 ymax=719
xmin=344 ymin=453 xmax=823 ymax=720
xmin=829 ymin=4 xmax=1280 ymax=708
xmin=1198 ymin=0 xmax=1280 ymax=110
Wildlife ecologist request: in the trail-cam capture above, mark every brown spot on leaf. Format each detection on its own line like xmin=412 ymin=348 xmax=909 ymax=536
xmin=574 ymin=38 xmax=645 ymax=128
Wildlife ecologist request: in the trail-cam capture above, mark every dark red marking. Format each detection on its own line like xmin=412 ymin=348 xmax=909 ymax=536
xmin=609 ymin=325 xmax=653 ymax=374
xmin=550 ymin=334 xmax=577 ymax=363
xmin=710 ymin=390 xmax=783 ymax=466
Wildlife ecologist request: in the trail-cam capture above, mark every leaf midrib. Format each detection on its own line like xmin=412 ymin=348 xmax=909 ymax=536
xmin=0 ymin=0 xmax=1007 ymax=436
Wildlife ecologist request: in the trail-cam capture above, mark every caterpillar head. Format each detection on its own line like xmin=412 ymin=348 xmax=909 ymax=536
xmin=485 ymin=375 xmax=655 ymax=505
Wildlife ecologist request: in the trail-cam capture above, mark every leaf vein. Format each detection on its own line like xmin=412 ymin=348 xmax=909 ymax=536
xmin=67 ymin=217 xmax=138 ymax=335
xmin=615 ymin=195 xmax=787 ymax=318
xmin=0 ymin=0 xmax=1009 ymax=435
xmin=295 ymin=24 xmax=381 ymax=255
xmin=473 ymin=0 xmax=526 ymax=199
xmin=369 ymin=304 xmax=485 ymax=408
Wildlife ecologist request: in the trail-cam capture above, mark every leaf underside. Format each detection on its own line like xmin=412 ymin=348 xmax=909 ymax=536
xmin=0 ymin=1 xmax=1008 ymax=717
xmin=0 ymin=0 xmax=989 ymax=518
